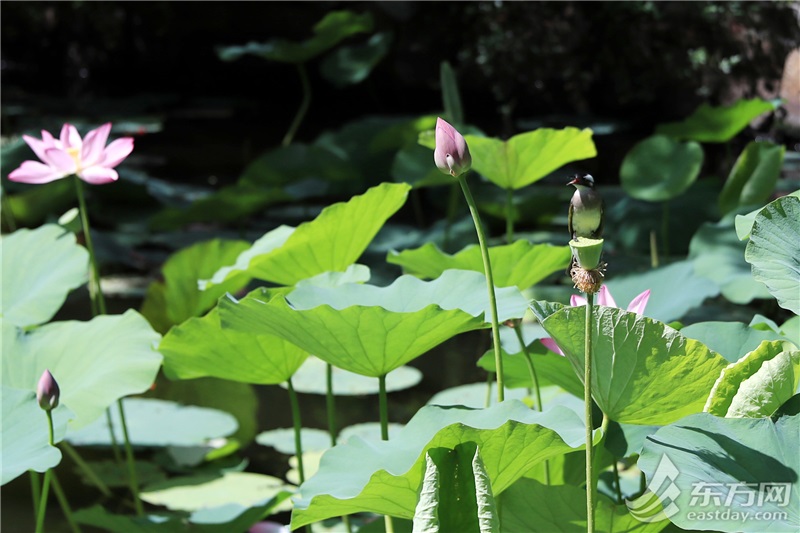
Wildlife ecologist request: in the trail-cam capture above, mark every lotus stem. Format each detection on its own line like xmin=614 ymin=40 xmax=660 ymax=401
xmin=612 ymin=458 xmax=623 ymax=504
xmin=51 ymin=472 xmax=82 ymax=533
xmin=35 ymin=410 xmax=55 ymax=533
xmin=484 ymin=371 xmax=494 ymax=408
xmin=287 ymin=377 xmax=306 ymax=484
xmin=584 ymin=292 xmax=595 ymax=533
xmin=30 ymin=471 xmax=40 ymax=521
xmin=378 ymin=374 xmax=395 ymax=533
xmin=117 ymin=400 xmax=143 ymax=516
xmin=457 ymin=174 xmax=504 ymax=402
xmin=514 ymin=322 xmax=550 ymax=485
xmin=105 ymin=408 xmax=123 ymax=465
xmin=505 ymin=188 xmax=514 ymax=244
xmin=282 ymin=63 xmax=311 ymax=147
xmin=60 ymin=441 xmax=112 ymax=497
xmin=325 ymin=363 xmax=337 ymax=447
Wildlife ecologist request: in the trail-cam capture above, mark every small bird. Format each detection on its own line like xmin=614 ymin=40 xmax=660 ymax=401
xmin=567 ymin=173 xmax=604 ymax=239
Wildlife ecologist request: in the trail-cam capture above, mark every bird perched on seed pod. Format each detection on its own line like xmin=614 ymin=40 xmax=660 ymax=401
xmin=567 ymin=173 xmax=604 ymax=240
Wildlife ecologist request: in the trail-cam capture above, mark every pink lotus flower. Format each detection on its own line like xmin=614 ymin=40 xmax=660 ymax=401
xmin=540 ymin=285 xmax=651 ymax=356
xmin=9 ymin=123 xmax=134 ymax=185
xmin=434 ymin=117 xmax=471 ymax=177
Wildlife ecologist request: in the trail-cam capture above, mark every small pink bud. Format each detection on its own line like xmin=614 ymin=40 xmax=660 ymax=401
xmin=36 ymin=369 xmax=60 ymax=411
xmin=434 ymin=117 xmax=471 ymax=177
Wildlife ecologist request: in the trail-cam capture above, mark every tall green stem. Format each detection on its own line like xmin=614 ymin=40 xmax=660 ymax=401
xmin=117 ymin=400 xmax=143 ymax=515
xmin=514 ymin=322 xmax=550 ymax=485
xmin=325 ymin=363 xmax=337 ymax=447
xmin=74 ymin=177 xmax=106 ymax=316
xmin=457 ymin=174 xmax=504 ymax=402
xmin=35 ymin=411 xmax=55 ymax=533
xmin=378 ymin=374 xmax=395 ymax=533
xmin=60 ymin=441 xmax=112 ymax=497
xmin=282 ymin=63 xmax=311 ymax=147
xmin=584 ymin=292 xmax=595 ymax=533
xmin=30 ymin=471 xmax=41 ymax=520
xmin=287 ymin=377 xmax=306 ymax=484
xmin=51 ymin=472 xmax=82 ymax=533
xmin=612 ymin=457 xmax=623 ymax=504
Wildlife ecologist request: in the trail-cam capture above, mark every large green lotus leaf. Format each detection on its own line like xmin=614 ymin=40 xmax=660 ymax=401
xmin=735 ymin=189 xmax=800 ymax=240
xmin=280 ymin=355 xmax=421 ymax=395
xmin=704 ymin=341 xmax=800 ymax=418
xmin=655 ymin=98 xmax=777 ymax=143
xmin=719 ymin=141 xmax=785 ymax=215
xmin=745 ymin=195 xmax=800 ymax=315
xmin=140 ymin=239 xmax=251 ymax=333
xmin=66 ymin=398 xmax=237 ymax=447
xmin=537 ymin=304 xmax=728 ymax=425
xmin=204 ymin=182 xmax=410 ymax=288
xmin=320 ymin=31 xmax=393 ymax=87
xmin=604 ymin=260 xmax=720 ymax=323
xmin=691 ymin=217 xmax=772 ymax=304
xmin=1 ymin=386 xmax=73 ymax=485
xmin=620 ymin=135 xmax=704 ymax=201
xmin=639 ymin=412 xmax=799 ymax=532
xmin=413 ymin=444 xmax=499 ymax=533
xmin=500 ymin=478 xmax=667 ymax=533
xmin=74 ymin=492 xmax=292 ymax=533
xmin=681 ymin=321 xmax=787 ymax=363
xmin=217 ymin=10 xmax=373 ymax=64
xmin=1 ymin=224 xmax=88 ymax=327
xmin=2 ymin=310 xmax=162 ymax=429
xmin=290 ymin=401 xmax=598 ymax=528
xmin=219 ymin=270 xmax=526 ymax=377
xmin=388 ymin=241 xmax=571 ymax=290
xmin=286 ymin=269 xmax=528 ymax=321
xmin=464 ymin=128 xmax=596 ymax=190
xmin=141 ymin=472 xmax=294 ymax=512
xmin=159 ymin=308 xmax=308 ymax=385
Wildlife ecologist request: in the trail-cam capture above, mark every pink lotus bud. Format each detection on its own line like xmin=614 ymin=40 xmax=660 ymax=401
xmin=434 ymin=117 xmax=471 ymax=177
xmin=36 ymin=369 xmax=60 ymax=411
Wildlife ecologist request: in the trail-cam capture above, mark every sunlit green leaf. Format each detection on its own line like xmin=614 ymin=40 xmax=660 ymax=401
xmin=655 ymin=98 xmax=777 ymax=143
xmin=204 ymin=182 xmax=410 ymax=287
xmin=536 ymin=304 xmax=728 ymax=425
xmin=719 ymin=141 xmax=785 ymax=215
xmin=639 ymin=412 xmax=799 ymax=532
xmin=745 ymin=195 xmax=800 ymax=314
xmin=160 ymin=308 xmax=308 ymax=385
xmin=217 ymin=11 xmax=373 ymax=64
xmin=291 ymin=401 xmax=597 ymax=528
xmin=620 ymin=135 xmax=704 ymax=201
xmin=681 ymin=321 xmax=787 ymax=362
xmin=1 ymin=386 xmax=73 ymax=485
xmin=220 ymin=270 xmax=526 ymax=377
xmin=426 ymin=383 xmax=528 ymax=408
xmin=140 ymin=239 xmax=250 ymax=333
xmin=66 ymin=398 xmax=237 ymax=447
xmin=734 ymin=190 xmax=800 ymax=240
xmin=388 ymin=240 xmax=571 ymax=290
xmin=464 ymin=128 xmax=596 ymax=190
xmin=500 ymin=478 xmax=668 ymax=533
xmin=1 ymin=224 xmax=88 ymax=327
xmin=2 ymin=310 xmax=162 ymax=429
xmin=705 ymin=341 xmax=800 ymax=418
xmin=476 ymin=347 xmax=583 ymax=398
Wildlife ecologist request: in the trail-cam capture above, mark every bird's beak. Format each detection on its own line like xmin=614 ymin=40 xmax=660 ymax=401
xmin=567 ymin=178 xmax=578 ymax=186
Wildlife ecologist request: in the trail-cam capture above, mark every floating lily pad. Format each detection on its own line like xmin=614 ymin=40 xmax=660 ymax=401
xmin=204 ymin=182 xmax=410 ymax=288
xmin=219 ymin=270 xmax=527 ymax=377
xmin=291 ymin=401 xmax=598 ymax=528
xmin=160 ymin=308 xmax=308 ymax=385
xmin=388 ymin=241 xmax=571 ymax=290
xmin=655 ymin=98 xmax=777 ymax=143
xmin=532 ymin=303 xmax=728 ymax=425
xmin=639 ymin=412 xmax=800 ymax=532
xmin=464 ymin=128 xmax=596 ymax=190
xmin=425 ymin=383 xmax=528 ymax=408
xmin=217 ymin=11 xmax=373 ymax=64
xmin=280 ymin=356 xmax=422 ymax=395
xmin=2 ymin=310 xmax=162 ymax=429
xmin=338 ymin=422 xmax=405 ymax=444
xmin=66 ymin=398 xmax=237 ymax=447
xmin=719 ymin=141 xmax=785 ymax=215
xmin=705 ymin=341 xmax=800 ymax=418
xmin=620 ymin=135 xmax=704 ymax=201
xmin=745 ymin=195 xmax=800 ymax=315
xmin=1 ymin=224 xmax=88 ymax=327
xmin=1 ymin=386 xmax=73 ymax=485
xmin=256 ymin=428 xmax=331 ymax=455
